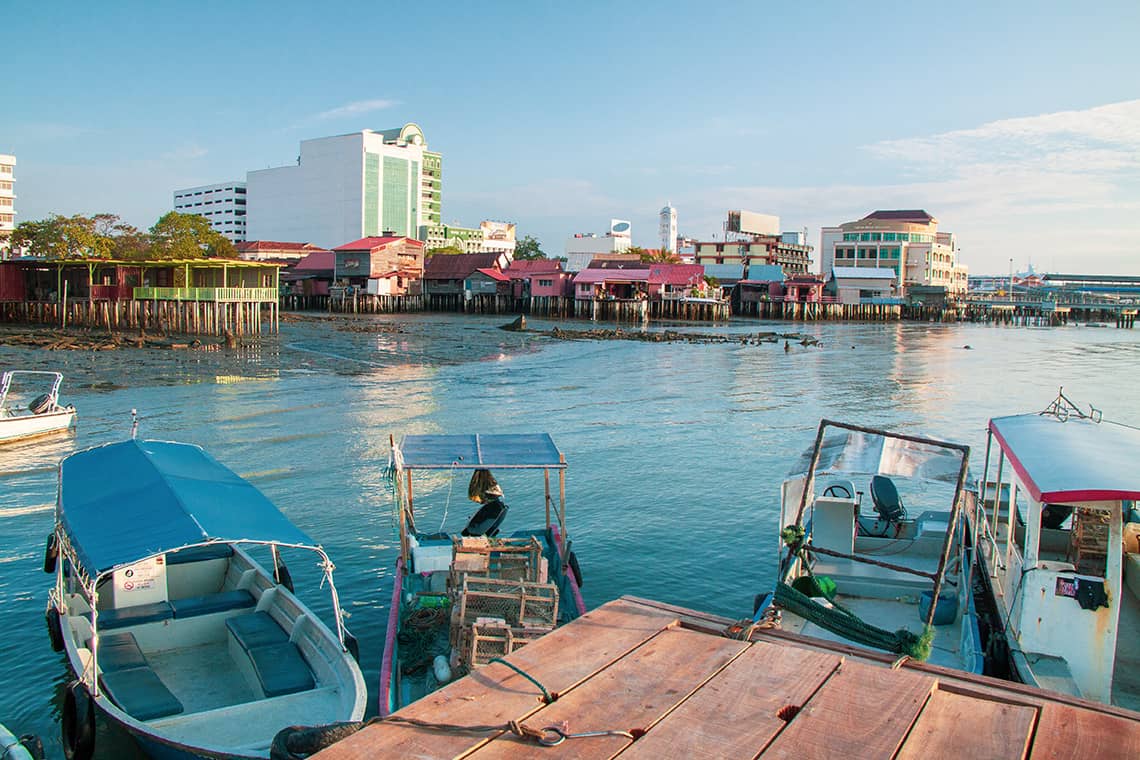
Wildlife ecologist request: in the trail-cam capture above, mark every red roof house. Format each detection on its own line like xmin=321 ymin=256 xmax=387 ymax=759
xmin=332 ymin=236 xmax=424 ymax=296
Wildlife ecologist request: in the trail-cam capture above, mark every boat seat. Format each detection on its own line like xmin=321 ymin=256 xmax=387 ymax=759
xmin=88 ymin=632 xmax=148 ymax=672
xmin=166 ymin=544 xmax=234 ymax=565
xmin=100 ymin=667 xmax=184 ymax=721
xmin=97 ymin=601 xmax=174 ymax=630
xmin=247 ymin=642 xmax=316 ymax=697
xmin=226 ymin=612 xmax=291 ymax=652
xmin=170 ymin=589 xmax=255 ymax=619
xmin=225 ymin=612 xmax=314 ymax=697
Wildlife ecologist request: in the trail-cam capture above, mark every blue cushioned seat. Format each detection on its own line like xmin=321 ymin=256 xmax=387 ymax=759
xmin=97 ymin=601 xmax=174 ymax=630
xmin=100 ymin=667 xmax=184 ymax=721
xmin=88 ymin=632 xmax=147 ymax=672
xmin=166 ymin=544 xmax=234 ymax=565
xmin=170 ymin=589 xmax=255 ymax=619
xmin=226 ymin=612 xmax=290 ymax=652
xmin=247 ymin=642 xmax=315 ymax=698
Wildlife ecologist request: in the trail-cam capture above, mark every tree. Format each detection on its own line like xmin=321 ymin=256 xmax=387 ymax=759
xmin=11 ymin=214 xmax=113 ymax=259
xmin=639 ymin=247 xmax=680 ymax=264
xmin=426 ymin=244 xmax=466 ymax=256
xmin=149 ymin=212 xmax=236 ymax=259
xmin=514 ymin=235 xmax=546 ymax=260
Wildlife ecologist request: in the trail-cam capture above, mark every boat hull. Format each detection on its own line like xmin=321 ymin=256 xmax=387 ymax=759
xmin=0 ymin=408 xmax=76 ymax=443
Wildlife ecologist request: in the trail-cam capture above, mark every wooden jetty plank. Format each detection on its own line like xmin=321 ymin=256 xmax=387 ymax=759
xmin=314 ymin=599 xmax=680 ymax=760
xmin=761 ymin=659 xmax=934 ymax=759
xmin=469 ymin=626 xmax=748 ymax=759
xmin=617 ymin=639 xmax=842 ymax=760
xmin=1029 ymin=702 xmax=1140 ymax=760
xmin=895 ymin=688 xmax=1035 ymax=760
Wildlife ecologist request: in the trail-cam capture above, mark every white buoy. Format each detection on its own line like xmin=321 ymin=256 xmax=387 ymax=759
xmin=433 ymin=655 xmax=452 ymax=684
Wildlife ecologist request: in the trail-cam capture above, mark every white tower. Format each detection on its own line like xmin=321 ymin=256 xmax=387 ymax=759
xmin=659 ymin=203 xmax=677 ymax=253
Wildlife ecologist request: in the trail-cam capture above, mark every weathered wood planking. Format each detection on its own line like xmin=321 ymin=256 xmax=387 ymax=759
xmin=314 ymin=599 xmax=679 ymax=759
xmin=617 ymin=639 xmax=842 ymax=760
xmin=1029 ymin=702 xmax=1140 ymax=759
xmin=761 ymin=660 xmax=935 ymax=759
xmin=896 ymin=688 xmax=1035 ymax=760
xmin=469 ymin=627 xmax=748 ymax=759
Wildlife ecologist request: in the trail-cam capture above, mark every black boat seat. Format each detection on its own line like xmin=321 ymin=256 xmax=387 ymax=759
xmin=170 ymin=589 xmax=255 ymax=619
xmin=226 ymin=612 xmax=314 ymax=697
xmin=88 ymin=631 xmax=147 ymax=672
xmin=100 ymin=667 xmax=184 ymax=721
xmin=462 ymin=498 xmax=509 ymax=537
xmin=97 ymin=601 xmax=174 ymax=630
xmin=166 ymin=544 xmax=234 ymax=565
xmin=870 ymin=475 xmax=906 ymax=522
xmin=247 ymin=642 xmax=315 ymax=697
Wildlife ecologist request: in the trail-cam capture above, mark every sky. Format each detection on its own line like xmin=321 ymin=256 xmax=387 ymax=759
xmin=6 ymin=1 xmax=1140 ymax=275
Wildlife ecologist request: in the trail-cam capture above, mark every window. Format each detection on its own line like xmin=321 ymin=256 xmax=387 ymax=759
xmin=884 ymin=233 xmax=896 ymax=241
xmin=537 ymin=279 xmax=553 ymax=287
xmin=871 ymin=233 xmax=881 ymax=241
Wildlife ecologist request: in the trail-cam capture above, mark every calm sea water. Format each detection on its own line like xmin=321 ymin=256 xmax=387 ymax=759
xmin=2 ymin=313 xmax=1138 ymax=757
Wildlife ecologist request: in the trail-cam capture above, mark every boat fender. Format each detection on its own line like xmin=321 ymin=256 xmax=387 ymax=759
xmin=344 ymin=631 xmax=360 ymax=663
xmin=61 ymin=680 xmax=95 ymax=760
xmin=28 ymin=394 xmax=54 ymax=415
xmin=274 ymin=560 xmax=295 ymax=594
xmin=45 ymin=609 xmax=64 ymax=653
xmin=270 ymin=722 xmax=367 ymax=760
xmin=567 ymin=550 xmax=583 ymax=588
xmin=432 ymin=654 xmax=452 ymax=684
xmin=18 ymin=734 xmax=46 ymax=760
xmin=43 ymin=533 xmax=58 ymax=574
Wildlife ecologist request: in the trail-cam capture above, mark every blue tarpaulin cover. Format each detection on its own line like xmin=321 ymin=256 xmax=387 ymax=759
xmin=396 ymin=434 xmax=565 ymax=470
xmin=59 ymin=439 xmax=314 ymax=578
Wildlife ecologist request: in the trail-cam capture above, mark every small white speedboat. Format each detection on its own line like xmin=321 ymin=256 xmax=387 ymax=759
xmin=0 ymin=370 xmax=76 ymax=443
xmin=45 ymin=439 xmax=366 ymax=759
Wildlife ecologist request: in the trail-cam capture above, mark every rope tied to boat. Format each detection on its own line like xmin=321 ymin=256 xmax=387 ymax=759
xmin=489 ymin=656 xmax=554 ymax=703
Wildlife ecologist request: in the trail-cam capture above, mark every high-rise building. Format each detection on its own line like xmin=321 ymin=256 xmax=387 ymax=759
xmin=246 ymin=123 xmax=440 ymax=249
xmin=659 ymin=204 xmax=677 ymax=253
xmin=0 ymin=154 xmax=15 ymax=257
xmin=172 ymin=182 xmax=247 ymax=242
xmin=819 ymin=210 xmax=968 ymax=294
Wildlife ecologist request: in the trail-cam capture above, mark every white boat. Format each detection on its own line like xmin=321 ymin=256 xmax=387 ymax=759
xmin=762 ymin=419 xmax=990 ymax=673
xmin=0 ymin=370 xmax=76 ymax=443
xmin=44 ymin=439 xmax=366 ymax=759
xmin=974 ymin=392 xmax=1140 ymax=710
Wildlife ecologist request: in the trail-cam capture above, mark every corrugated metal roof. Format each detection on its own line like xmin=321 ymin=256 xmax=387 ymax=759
xmin=293 ymin=251 xmax=335 ymax=271
xmin=572 ymin=269 xmax=651 ymax=284
xmin=473 ymin=268 xmax=509 ymax=282
xmin=648 ymin=264 xmax=704 ymax=286
xmin=746 ymin=264 xmax=786 ymax=282
xmin=334 ymin=236 xmax=416 ymax=251
xmin=424 ymin=253 xmax=501 ymax=279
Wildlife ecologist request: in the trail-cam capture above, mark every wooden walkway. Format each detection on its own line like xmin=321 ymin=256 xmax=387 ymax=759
xmin=316 ymin=597 xmax=1140 ymax=759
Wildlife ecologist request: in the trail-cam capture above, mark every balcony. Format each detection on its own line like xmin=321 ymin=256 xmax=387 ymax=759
xmin=133 ymin=287 xmax=278 ymax=302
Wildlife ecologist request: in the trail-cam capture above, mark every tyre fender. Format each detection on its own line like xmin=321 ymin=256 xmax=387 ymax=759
xmin=61 ymin=680 xmax=95 ymax=760
xmin=45 ymin=609 xmax=64 ymax=653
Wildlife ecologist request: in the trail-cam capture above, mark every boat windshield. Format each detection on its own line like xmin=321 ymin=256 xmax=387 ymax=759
xmin=789 ymin=429 xmax=969 ymax=485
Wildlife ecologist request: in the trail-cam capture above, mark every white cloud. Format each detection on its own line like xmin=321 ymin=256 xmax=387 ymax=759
xmin=160 ymin=144 xmax=209 ymax=162
xmin=311 ymin=99 xmax=398 ymax=122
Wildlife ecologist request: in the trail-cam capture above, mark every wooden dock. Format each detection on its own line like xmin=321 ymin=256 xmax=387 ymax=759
xmin=315 ymin=597 xmax=1140 ymax=759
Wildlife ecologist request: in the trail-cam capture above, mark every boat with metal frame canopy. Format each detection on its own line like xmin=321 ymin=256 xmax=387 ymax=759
xmin=973 ymin=390 xmax=1140 ymax=710
xmin=0 ymin=370 xmax=76 ymax=443
xmin=758 ymin=419 xmax=991 ymax=674
xmin=44 ymin=438 xmax=366 ymax=760
xmin=381 ymin=433 xmax=586 ymax=716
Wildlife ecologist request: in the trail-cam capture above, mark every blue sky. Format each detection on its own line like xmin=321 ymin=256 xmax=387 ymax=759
xmin=7 ymin=1 xmax=1139 ymax=274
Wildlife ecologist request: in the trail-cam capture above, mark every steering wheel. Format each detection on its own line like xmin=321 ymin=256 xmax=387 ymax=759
xmin=822 ymin=484 xmax=853 ymax=498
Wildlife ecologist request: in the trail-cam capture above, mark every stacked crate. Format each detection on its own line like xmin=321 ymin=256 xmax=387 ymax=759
xmin=449 ymin=537 xmax=558 ymax=669
xmin=1069 ymin=508 xmax=1111 ymax=576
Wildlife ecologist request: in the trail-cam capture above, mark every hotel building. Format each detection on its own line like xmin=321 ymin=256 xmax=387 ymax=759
xmin=172 ymin=182 xmax=248 ymax=242
xmin=819 ymin=210 xmax=968 ymax=295
xmin=0 ymin=154 xmax=14 ymax=256
xmin=246 ymin=123 xmax=441 ymax=249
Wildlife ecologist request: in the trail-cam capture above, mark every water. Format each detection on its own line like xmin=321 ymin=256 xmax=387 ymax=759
xmin=2 ymin=314 xmax=1138 ymax=757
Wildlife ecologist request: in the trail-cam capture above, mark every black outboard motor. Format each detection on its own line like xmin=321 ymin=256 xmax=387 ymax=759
xmin=29 ymin=394 xmax=54 ymax=415
xmin=870 ymin=475 xmax=906 ymax=523
xmin=462 ymin=498 xmax=509 ymax=537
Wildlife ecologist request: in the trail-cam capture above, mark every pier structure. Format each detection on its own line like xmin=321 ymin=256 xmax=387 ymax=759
xmin=314 ymin=596 xmax=1140 ymax=759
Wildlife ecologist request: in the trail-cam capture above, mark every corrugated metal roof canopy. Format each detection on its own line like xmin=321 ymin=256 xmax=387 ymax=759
xmin=989 ymin=414 xmax=1140 ymax=503
xmin=396 ymin=434 xmax=565 ymax=470
xmin=60 ymin=440 xmax=315 ymax=578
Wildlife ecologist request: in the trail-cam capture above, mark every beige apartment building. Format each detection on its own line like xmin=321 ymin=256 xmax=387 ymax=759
xmin=819 ymin=210 xmax=968 ymax=295
xmin=0 ymin=154 xmax=14 ymax=257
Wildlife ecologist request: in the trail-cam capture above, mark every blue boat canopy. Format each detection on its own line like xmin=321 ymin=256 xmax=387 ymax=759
xmin=989 ymin=414 xmax=1140 ymax=503
xmin=59 ymin=439 xmax=315 ymax=578
xmin=395 ymin=434 xmax=565 ymax=470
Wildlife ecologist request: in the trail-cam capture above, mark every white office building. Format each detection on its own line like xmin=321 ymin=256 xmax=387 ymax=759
xmin=0 ymin=154 xmax=15 ymax=256
xmin=564 ymin=220 xmax=633 ymax=272
xmin=246 ymin=124 xmax=440 ymax=249
xmin=172 ymin=182 xmax=247 ymax=242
